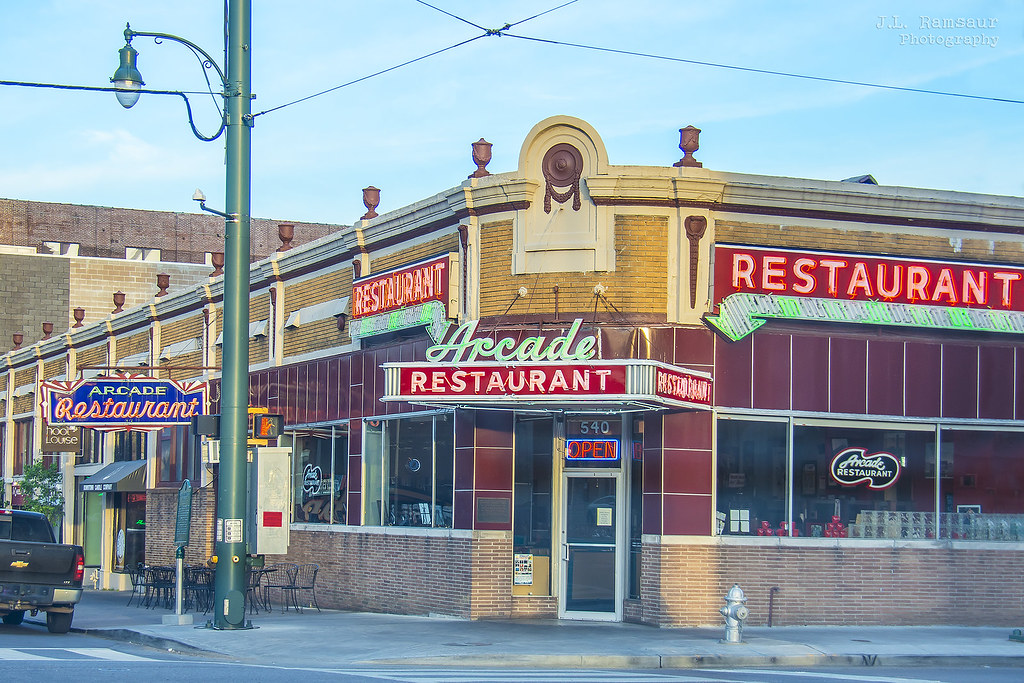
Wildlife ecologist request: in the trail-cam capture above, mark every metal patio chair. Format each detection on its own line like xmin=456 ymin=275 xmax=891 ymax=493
xmin=261 ymin=562 xmax=298 ymax=612
xmin=281 ymin=563 xmax=320 ymax=613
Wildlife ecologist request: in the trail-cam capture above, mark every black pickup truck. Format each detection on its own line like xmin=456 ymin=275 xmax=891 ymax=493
xmin=0 ymin=509 xmax=84 ymax=633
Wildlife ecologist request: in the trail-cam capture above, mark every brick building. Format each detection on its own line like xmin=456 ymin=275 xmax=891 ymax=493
xmin=4 ymin=116 xmax=1024 ymax=627
xmin=0 ymin=198 xmax=342 ymax=354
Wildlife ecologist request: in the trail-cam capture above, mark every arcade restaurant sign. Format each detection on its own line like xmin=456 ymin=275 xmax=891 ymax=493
xmin=40 ymin=377 xmax=207 ymax=430
xmin=382 ymin=318 xmax=713 ymax=411
xmin=706 ymin=245 xmax=1024 ymax=341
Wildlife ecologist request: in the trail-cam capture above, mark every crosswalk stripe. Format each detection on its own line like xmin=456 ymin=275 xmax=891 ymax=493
xmin=0 ymin=649 xmax=50 ymax=660
xmin=65 ymin=647 xmax=154 ymax=661
xmin=0 ymin=647 xmax=156 ymax=662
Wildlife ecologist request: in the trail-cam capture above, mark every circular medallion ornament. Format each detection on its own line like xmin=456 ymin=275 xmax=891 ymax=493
xmin=541 ymin=143 xmax=583 ymax=213
xmin=406 ymin=458 xmax=422 ymax=473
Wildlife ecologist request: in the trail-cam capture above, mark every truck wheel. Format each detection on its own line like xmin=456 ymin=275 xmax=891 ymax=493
xmin=2 ymin=611 xmax=25 ymax=625
xmin=46 ymin=611 xmax=73 ymax=634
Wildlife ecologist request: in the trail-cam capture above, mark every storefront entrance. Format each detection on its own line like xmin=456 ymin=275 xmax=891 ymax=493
xmin=559 ymin=471 xmax=623 ymax=620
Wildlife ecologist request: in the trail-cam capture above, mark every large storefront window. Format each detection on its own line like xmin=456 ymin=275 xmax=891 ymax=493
xmin=794 ymin=424 xmax=933 ymax=538
xmin=716 ymin=419 xmax=787 ymax=535
xmin=113 ymin=492 xmax=146 ymax=572
xmin=513 ymin=415 xmax=553 ymax=596
xmin=717 ymin=418 xmax=1024 ymax=541
xmin=290 ymin=426 xmax=348 ymax=524
xmin=937 ymin=430 xmax=1024 ymax=541
xmin=363 ymin=413 xmax=453 ymax=528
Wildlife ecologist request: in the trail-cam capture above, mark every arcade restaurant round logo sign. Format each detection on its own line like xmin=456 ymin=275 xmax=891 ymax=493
xmin=829 ymin=447 xmax=902 ymax=490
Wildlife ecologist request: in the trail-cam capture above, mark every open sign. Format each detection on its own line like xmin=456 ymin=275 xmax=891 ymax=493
xmin=566 ymin=439 xmax=619 ymax=461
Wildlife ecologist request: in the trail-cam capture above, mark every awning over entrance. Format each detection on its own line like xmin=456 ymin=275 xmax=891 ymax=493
xmin=79 ymin=460 xmax=147 ymax=493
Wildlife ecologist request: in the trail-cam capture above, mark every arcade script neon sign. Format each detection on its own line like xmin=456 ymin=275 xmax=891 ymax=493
xmin=40 ymin=377 xmax=207 ymax=430
xmin=705 ymin=245 xmax=1024 ymax=341
xmin=829 ymin=447 xmax=902 ymax=490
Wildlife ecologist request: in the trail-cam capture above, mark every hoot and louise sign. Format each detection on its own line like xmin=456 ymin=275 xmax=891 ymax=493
xmin=349 ymin=254 xmax=457 ymax=340
xmin=706 ymin=244 xmax=1024 ymax=341
xmin=382 ymin=318 xmax=713 ymax=411
xmin=40 ymin=377 xmax=207 ymax=430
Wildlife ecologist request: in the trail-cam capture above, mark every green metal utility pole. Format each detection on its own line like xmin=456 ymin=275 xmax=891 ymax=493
xmin=215 ymin=0 xmax=253 ymax=629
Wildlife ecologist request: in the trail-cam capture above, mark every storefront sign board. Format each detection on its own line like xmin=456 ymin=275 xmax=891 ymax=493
xmin=41 ymin=423 xmax=81 ymax=453
xmin=708 ymin=245 xmax=1024 ymax=340
xmin=383 ymin=359 xmax=711 ymax=410
xmin=40 ymin=377 xmax=207 ymax=429
xmin=566 ymin=438 xmax=620 ymax=461
xmin=350 ymin=254 xmax=457 ymax=339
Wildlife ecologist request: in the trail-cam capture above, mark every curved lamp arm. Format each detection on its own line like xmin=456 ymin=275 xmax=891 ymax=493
xmin=114 ymin=23 xmax=229 ymax=142
xmin=124 ymin=25 xmax=228 ymax=88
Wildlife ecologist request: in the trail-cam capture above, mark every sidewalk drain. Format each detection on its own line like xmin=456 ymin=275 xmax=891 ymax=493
xmin=852 ymin=639 xmax=872 ymax=643
xmin=443 ymin=642 xmax=493 ymax=647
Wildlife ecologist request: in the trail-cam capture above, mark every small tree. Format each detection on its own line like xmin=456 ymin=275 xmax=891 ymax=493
xmin=19 ymin=461 xmax=64 ymax=528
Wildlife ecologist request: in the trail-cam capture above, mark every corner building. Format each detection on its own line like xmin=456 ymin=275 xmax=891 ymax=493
xmin=6 ymin=116 xmax=1024 ymax=626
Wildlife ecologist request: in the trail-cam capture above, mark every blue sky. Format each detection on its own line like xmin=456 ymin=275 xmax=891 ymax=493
xmin=1 ymin=1 xmax=1021 ymax=226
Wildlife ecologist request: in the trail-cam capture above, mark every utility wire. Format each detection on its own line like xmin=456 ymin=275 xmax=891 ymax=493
xmin=251 ymin=34 xmax=485 ymax=118
xmin=502 ymin=32 xmax=1024 ymax=106
xmin=507 ymin=0 xmax=578 ymax=29
xmin=414 ymin=0 xmax=487 ymax=31
xmin=255 ymin=0 xmax=580 ymax=117
xmin=254 ymin=2 xmax=1020 ymax=119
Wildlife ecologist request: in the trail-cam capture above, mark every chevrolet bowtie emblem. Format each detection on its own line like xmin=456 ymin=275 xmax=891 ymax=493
xmin=10 ymin=561 xmax=29 ymax=568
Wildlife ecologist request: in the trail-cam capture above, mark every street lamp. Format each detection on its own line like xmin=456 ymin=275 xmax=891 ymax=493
xmin=113 ymin=2 xmax=253 ymax=630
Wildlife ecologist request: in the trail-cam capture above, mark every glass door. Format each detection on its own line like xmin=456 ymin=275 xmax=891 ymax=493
xmin=559 ymin=472 xmax=622 ymax=620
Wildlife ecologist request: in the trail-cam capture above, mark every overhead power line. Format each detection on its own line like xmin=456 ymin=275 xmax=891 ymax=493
xmin=503 ymin=32 xmax=1024 ymax=106
xmin=254 ymin=3 xmax=1022 ymax=118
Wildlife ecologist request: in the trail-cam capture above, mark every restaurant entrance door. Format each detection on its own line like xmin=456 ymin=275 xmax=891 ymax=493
xmin=558 ymin=471 xmax=623 ymax=620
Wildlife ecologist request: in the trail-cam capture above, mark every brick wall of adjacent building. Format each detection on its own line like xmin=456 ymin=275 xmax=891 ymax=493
xmin=0 ymin=197 xmax=341 ymax=264
xmin=0 ymin=252 xmax=70 ymax=352
xmin=636 ymin=541 xmax=1024 ymax=627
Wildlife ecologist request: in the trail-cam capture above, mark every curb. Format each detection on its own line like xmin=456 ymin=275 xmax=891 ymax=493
xmin=366 ymin=653 xmax=1024 ymax=670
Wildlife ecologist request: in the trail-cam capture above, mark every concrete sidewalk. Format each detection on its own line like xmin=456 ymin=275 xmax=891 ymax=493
xmin=24 ymin=587 xmax=1024 ymax=669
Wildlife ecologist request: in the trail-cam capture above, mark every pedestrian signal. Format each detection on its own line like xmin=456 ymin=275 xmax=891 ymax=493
xmin=252 ymin=413 xmax=284 ymax=440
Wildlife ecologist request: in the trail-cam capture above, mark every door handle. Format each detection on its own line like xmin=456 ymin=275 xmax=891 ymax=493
xmin=562 ymin=544 xmax=568 ymax=561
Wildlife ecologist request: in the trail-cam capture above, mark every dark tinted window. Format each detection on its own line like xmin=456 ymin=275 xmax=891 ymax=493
xmin=9 ymin=514 xmax=54 ymax=543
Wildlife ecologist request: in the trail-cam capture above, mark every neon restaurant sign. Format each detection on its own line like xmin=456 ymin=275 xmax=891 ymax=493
xmin=349 ymin=254 xmax=457 ymax=340
xmin=40 ymin=377 xmax=207 ymax=430
xmin=382 ymin=318 xmax=713 ymax=411
xmin=705 ymin=245 xmax=1024 ymax=341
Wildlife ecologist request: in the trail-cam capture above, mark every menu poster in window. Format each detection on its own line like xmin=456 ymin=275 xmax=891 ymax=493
xmin=513 ymin=554 xmax=534 ymax=585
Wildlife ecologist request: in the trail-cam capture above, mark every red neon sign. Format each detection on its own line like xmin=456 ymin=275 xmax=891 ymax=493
xmin=714 ymin=245 xmax=1024 ymax=311
xmin=351 ymin=255 xmax=451 ymax=320
xmin=566 ymin=439 xmax=619 ymax=460
xmin=396 ymin=363 xmax=627 ymax=397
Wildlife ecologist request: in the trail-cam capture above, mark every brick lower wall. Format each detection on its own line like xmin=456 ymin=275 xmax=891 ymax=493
xmin=641 ymin=539 xmax=1024 ymax=627
xmin=261 ymin=528 xmax=518 ymax=618
xmin=145 ymin=486 xmax=217 ymax=567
